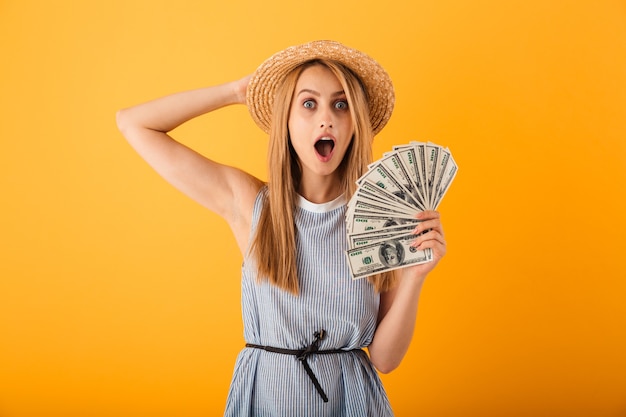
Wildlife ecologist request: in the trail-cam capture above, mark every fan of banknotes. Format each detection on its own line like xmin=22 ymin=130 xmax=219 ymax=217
xmin=345 ymin=141 xmax=458 ymax=279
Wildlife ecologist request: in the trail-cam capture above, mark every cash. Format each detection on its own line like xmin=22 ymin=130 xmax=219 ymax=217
xmin=346 ymin=141 xmax=457 ymax=279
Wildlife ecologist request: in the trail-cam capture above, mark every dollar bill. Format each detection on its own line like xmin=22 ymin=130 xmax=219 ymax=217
xmin=346 ymin=212 xmax=420 ymax=234
xmin=359 ymin=180 xmax=418 ymax=212
xmin=348 ymin=198 xmax=419 ymax=219
xmin=379 ymin=152 xmax=426 ymax=210
xmin=433 ymin=151 xmax=458 ymax=209
xmin=351 ymin=187 xmax=418 ymax=216
xmin=348 ymin=224 xmax=417 ymax=248
xmin=346 ymin=233 xmax=433 ymax=279
xmin=357 ymin=163 xmax=421 ymax=208
xmin=425 ymin=143 xmax=440 ymax=207
xmin=393 ymin=146 xmax=427 ymax=208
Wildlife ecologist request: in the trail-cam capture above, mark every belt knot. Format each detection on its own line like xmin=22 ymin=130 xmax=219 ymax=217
xmin=297 ymin=329 xmax=325 ymax=361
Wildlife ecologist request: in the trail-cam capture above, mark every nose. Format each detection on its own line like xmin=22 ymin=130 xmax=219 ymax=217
xmin=319 ymin=107 xmax=334 ymax=128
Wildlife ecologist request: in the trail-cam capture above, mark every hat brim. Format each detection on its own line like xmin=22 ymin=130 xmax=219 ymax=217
xmin=246 ymin=40 xmax=395 ymax=135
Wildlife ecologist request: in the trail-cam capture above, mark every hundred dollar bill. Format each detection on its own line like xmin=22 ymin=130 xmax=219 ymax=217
xmin=379 ymin=152 xmax=426 ymax=210
xmin=430 ymin=146 xmax=449 ymax=209
xmin=392 ymin=146 xmax=427 ymax=208
xmin=425 ymin=143 xmax=440 ymax=207
xmin=348 ymin=198 xmax=419 ymax=219
xmin=346 ymin=233 xmax=433 ymax=279
xmin=395 ymin=142 xmax=430 ymax=209
xmin=346 ymin=212 xmax=421 ymax=234
xmin=433 ymin=150 xmax=458 ymax=209
xmin=357 ymin=163 xmax=421 ymax=208
xmin=350 ymin=191 xmax=418 ymax=217
xmin=348 ymin=224 xmax=417 ymax=249
xmin=358 ymin=180 xmax=418 ymax=212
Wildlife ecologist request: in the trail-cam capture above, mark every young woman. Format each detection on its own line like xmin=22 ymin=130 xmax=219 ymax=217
xmin=117 ymin=40 xmax=446 ymax=416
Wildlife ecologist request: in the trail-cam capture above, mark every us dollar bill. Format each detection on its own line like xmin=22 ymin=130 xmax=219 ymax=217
xmin=430 ymin=146 xmax=450 ymax=209
xmin=357 ymin=163 xmax=421 ymax=209
xmin=393 ymin=146 xmax=427 ymax=208
xmin=394 ymin=142 xmax=431 ymax=208
xmin=346 ymin=233 xmax=433 ymax=279
xmin=425 ymin=143 xmax=440 ymax=207
xmin=348 ymin=198 xmax=419 ymax=219
xmin=348 ymin=224 xmax=417 ymax=249
xmin=346 ymin=213 xmax=421 ymax=234
xmin=379 ymin=152 xmax=426 ymax=210
xmin=350 ymin=194 xmax=419 ymax=218
xmin=433 ymin=150 xmax=458 ymax=209
xmin=359 ymin=180 xmax=418 ymax=212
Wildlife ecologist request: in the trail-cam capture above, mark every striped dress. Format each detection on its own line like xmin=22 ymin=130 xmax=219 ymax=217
xmin=224 ymin=187 xmax=393 ymax=416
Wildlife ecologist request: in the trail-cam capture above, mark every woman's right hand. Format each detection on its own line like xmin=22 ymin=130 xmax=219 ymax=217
xmin=233 ymin=75 xmax=251 ymax=105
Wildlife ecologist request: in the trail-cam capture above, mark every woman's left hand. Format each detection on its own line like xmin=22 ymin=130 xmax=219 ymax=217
xmin=404 ymin=210 xmax=446 ymax=279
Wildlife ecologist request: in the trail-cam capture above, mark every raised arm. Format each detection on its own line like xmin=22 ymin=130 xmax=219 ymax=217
xmin=367 ymin=210 xmax=447 ymax=373
xmin=116 ymin=76 xmax=264 ymax=253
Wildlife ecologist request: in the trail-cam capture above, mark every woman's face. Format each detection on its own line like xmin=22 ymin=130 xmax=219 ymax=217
xmin=288 ymin=64 xmax=355 ymax=182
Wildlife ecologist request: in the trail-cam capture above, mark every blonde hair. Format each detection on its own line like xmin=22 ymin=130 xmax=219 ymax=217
xmin=249 ymin=59 xmax=396 ymax=294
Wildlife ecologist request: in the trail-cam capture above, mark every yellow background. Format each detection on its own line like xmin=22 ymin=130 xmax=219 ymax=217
xmin=1 ymin=1 xmax=625 ymax=416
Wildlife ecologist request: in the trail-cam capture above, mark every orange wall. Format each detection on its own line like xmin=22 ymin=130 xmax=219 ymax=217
xmin=1 ymin=1 xmax=625 ymax=416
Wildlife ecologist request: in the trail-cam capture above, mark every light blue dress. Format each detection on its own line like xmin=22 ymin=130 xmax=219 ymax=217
xmin=224 ymin=187 xmax=393 ymax=416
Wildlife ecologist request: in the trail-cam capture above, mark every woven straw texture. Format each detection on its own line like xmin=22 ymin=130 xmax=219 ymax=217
xmin=246 ymin=40 xmax=395 ymax=135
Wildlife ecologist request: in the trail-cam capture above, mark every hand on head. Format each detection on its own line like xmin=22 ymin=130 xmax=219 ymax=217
xmin=233 ymin=74 xmax=251 ymax=105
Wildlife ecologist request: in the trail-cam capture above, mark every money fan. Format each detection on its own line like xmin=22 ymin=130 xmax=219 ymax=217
xmin=345 ymin=142 xmax=457 ymax=279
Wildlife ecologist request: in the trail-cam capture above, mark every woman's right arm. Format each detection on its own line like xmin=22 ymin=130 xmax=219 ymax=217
xmin=116 ymin=76 xmax=264 ymax=253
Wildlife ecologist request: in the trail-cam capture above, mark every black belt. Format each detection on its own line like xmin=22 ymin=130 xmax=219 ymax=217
xmin=245 ymin=329 xmax=363 ymax=403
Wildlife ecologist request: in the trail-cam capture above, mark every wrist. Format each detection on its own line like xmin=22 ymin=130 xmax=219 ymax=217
xmin=398 ymin=268 xmax=427 ymax=288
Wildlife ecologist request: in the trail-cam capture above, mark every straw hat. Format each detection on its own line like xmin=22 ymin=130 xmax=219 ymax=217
xmin=246 ymin=40 xmax=395 ymax=135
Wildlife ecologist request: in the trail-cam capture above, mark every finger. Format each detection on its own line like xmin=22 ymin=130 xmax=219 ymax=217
xmin=412 ymin=238 xmax=447 ymax=258
xmin=411 ymin=229 xmax=446 ymax=249
xmin=412 ymin=218 xmax=444 ymax=237
xmin=415 ymin=210 xmax=440 ymax=220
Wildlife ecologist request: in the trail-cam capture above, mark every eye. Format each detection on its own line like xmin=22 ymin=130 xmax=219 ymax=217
xmin=303 ymin=100 xmax=316 ymax=109
xmin=334 ymin=100 xmax=348 ymax=110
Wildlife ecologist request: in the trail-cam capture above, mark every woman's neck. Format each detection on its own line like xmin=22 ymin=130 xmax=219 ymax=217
xmin=297 ymin=175 xmax=343 ymax=204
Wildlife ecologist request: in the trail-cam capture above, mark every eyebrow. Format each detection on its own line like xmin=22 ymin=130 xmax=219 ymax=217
xmin=296 ymin=89 xmax=346 ymax=97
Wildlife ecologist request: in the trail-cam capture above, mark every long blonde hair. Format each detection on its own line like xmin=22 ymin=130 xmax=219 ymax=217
xmin=249 ymin=59 xmax=396 ymax=294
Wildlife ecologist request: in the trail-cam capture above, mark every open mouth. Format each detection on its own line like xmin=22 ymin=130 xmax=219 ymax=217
xmin=314 ymin=138 xmax=335 ymax=158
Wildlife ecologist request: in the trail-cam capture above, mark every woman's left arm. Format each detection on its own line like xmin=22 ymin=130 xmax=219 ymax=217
xmin=367 ymin=210 xmax=446 ymax=374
